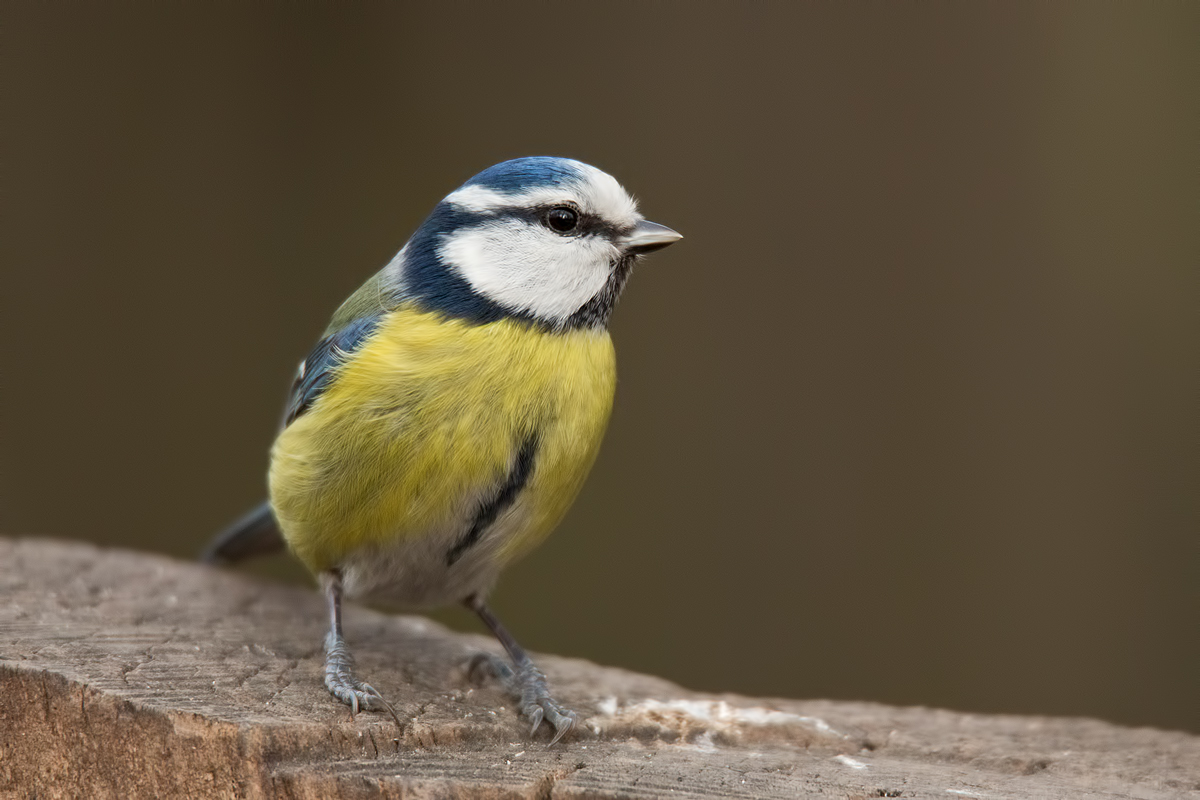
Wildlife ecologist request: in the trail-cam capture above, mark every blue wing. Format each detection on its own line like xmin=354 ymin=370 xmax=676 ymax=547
xmin=204 ymin=306 xmax=388 ymax=566
xmin=283 ymin=313 xmax=384 ymax=427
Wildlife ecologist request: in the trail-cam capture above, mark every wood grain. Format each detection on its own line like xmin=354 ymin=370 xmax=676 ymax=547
xmin=1 ymin=538 xmax=1195 ymax=799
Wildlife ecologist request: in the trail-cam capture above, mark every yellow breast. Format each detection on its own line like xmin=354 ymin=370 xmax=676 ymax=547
xmin=269 ymin=305 xmax=616 ymax=575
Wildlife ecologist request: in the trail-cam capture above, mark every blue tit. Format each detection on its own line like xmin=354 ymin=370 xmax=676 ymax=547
xmin=204 ymin=157 xmax=681 ymax=743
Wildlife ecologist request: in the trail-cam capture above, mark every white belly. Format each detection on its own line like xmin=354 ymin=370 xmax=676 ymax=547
xmin=337 ymin=494 xmax=536 ymax=607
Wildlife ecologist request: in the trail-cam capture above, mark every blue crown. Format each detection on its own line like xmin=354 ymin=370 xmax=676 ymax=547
xmin=461 ymin=157 xmax=584 ymax=194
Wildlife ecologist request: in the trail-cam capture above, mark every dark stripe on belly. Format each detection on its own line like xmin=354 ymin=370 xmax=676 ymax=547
xmin=446 ymin=433 xmax=539 ymax=566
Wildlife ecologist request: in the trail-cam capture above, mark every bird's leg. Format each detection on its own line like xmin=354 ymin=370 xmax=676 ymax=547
xmin=321 ymin=571 xmax=402 ymax=729
xmin=465 ymin=593 xmax=577 ymax=744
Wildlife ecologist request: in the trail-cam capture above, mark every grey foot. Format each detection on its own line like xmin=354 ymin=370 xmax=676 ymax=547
xmin=325 ymin=631 xmax=402 ymax=729
xmin=470 ymin=653 xmax=577 ymax=744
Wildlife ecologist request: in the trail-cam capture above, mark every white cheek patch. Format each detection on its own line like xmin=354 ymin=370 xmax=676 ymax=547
xmin=440 ymin=221 xmax=617 ymax=324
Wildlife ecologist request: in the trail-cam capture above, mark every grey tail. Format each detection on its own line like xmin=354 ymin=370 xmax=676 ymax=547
xmin=201 ymin=500 xmax=286 ymax=564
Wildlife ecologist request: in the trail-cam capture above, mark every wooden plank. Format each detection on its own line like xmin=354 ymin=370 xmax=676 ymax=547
xmin=1 ymin=538 xmax=1195 ymax=799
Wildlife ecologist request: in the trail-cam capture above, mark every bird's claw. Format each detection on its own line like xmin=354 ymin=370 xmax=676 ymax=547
xmin=527 ymin=705 xmax=545 ymax=735
xmin=327 ymin=675 xmax=392 ymax=714
xmin=325 ymin=633 xmax=402 ymax=730
xmin=469 ymin=653 xmax=576 ymax=744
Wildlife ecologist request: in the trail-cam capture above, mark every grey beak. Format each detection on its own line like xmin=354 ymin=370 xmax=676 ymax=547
xmin=623 ymin=220 xmax=683 ymax=254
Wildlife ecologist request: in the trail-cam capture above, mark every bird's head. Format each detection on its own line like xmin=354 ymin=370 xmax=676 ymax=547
xmin=399 ymin=157 xmax=681 ymax=330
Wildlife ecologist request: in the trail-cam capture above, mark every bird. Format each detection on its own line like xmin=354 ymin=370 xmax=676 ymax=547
xmin=203 ymin=156 xmax=681 ymax=744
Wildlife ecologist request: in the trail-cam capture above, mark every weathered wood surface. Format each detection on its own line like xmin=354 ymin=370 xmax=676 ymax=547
xmin=0 ymin=538 xmax=1195 ymax=799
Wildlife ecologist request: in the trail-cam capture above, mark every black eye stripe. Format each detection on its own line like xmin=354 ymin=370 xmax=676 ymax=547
xmin=467 ymin=204 xmax=623 ymax=239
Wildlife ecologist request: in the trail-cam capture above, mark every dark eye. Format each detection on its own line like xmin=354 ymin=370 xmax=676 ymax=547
xmin=545 ymin=206 xmax=579 ymax=233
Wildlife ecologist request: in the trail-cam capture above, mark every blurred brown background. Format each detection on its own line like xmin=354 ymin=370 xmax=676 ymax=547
xmin=3 ymin=4 xmax=1196 ymax=733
